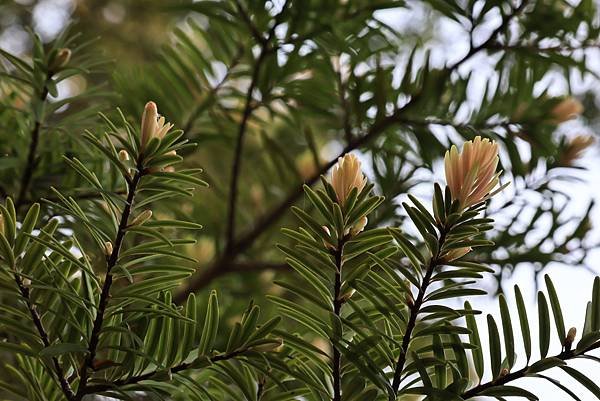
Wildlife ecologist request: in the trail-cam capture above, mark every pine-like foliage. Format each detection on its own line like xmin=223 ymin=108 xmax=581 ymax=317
xmin=0 ymin=1 xmax=599 ymax=400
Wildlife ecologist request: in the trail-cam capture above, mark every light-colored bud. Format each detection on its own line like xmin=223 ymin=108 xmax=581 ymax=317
xmin=140 ymin=102 xmax=174 ymax=152
xmin=129 ymin=210 xmax=152 ymax=227
xmin=551 ymin=97 xmax=583 ymax=124
xmin=330 ymin=153 xmax=366 ymax=204
xmin=250 ymin=338 xmax=284 ymax=352
xmin=141 ymin=101 xmax=158 ymax=150
xmin=565 ymin=327 xmax=576 ymax=350
xmin=104 ymin=241 xmax=113 ymax=256
xmin=118 ymin=149 xmax=129 ymax=161
xmin=559 ymin=135 xmax=594 ymax=167
xmin=50 ymin=48 xmax=71 ymax=71
xmin=350 ymin=216 xmax=368 ymax=236
xmin=338 ymin=288 xmax=355 ymax=303
xmin=22 ymin=278 xmax=31 ymax=287
xmin=321 ymin=226 xmax=335 ymax=250
xmin=444 ymin=136 xmax=507 ymax=210
xmin=499 ymin=368 xmax=509 ymax=378
xmin=441 ymin=247 xmax=471 ymax=263
xmin=155 ymin=116 xmax=172 ymax=139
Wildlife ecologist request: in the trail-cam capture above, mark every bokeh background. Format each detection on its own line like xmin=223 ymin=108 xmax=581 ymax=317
xmin=1 ymin=0 xmax=600 ymax=399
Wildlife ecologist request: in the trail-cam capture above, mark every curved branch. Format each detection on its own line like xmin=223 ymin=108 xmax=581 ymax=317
xmin=82 ymin=346 xmax=252 ymax=395
xmin=174 ymin=0 xmax=532 ymax=302
xmin=461 ymin=342 xmax=600 ymax=399
xmin=13 ymin=272 xmax=75 ymax=400
xmin=225 ymin=0 xmax=290 ymax=249
xmin=390 ymin=229 xmax=448 ymax=399
xmin=332 ymin=237 xmax=347 ymax=401
xmin=15 ymin=72 xmax=51 ymax=211
xmin=75 ymin=165 xmax=145 ymax=400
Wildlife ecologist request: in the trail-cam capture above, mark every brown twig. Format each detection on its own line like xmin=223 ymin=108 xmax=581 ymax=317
xmin=13 ymin=272 xmax=76 ymax=400
xmin=15 ymin=72 xmax=51 ymax=211
xmin=461 ymin=342 xmax=600 ymax=399
xmin=75 ymin=164 xmax=145 ymax=400
xmin=225 ymin=0 xmax=290 ymax=250
xmin=174 ymin=0 xmax=532 ymax=303
xmin=332 ymin=238 xmax=346 ymax=401
xmin=389 ymin=228 xmax=447 ymax=399
xmin=82 ymin=346 xmax=250 ymax=394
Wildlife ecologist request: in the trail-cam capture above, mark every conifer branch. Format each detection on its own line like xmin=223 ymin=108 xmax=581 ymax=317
xmin=390 ymin=228 xmax=448 ymax=399
xmin=225 ymin=0 xmax=290 ymax=250
xmin=15 ymin=72 xmax=51 ymax=211
xmin=13 ymin=272 xmax=76 ymax=400
xmin=82 ymin=346 xmax=253 ymax=394
xmin=175 ymin=0 xmax=531 ymax=301
xmin=75 ymin=164 xmax=145 ymax=400
xmin=332 ymin=238 xmax=346 ymax=401
xmin=461 ymin=341 xmax=600 ymax=399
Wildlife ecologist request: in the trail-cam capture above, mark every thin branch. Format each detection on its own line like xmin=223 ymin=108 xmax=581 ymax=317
xmin=225 ymin=0 xmax=290 ymax=249
xmin=174 ymin=0 xmax=531 ymax=303
xmin=332 ymin=237 xmax=346 ymax=401
xmin=234 ymin=0 xmax=267 ymax=45
xmin=82 ymin=346 xmax=251 ymax=394
xmin=389 ymin=4 xmax=531 ymax=398
xmin=15 ymin=71 xmax=51 ymax=211
xmin=461 ymin=342 xmax=600 ymax=399
xmin=389 ymin=229 xmax=448 ymax=399
xmin=13 ymin=272 xmax=76 ymax=400
xmin=75 ymin=165 xmax=145 ymax=400
xmin=256 ymin=375 xmax=267 ymax=401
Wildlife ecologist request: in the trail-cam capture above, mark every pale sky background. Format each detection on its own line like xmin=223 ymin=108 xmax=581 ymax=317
xmin=377 ymin=4 xmax=600 ymax=400
xmin=2 ymin=1 xmax=600 ymax=400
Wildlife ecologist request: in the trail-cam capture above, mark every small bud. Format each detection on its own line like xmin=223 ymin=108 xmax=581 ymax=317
xmin=140 ymin=101 xmax=158 ymax=150
xmin=49 ymin=48 xmax=71 ymax=71
xmin=406 ymin=292 xmax=414 ymax=308
xmin=321 ymin=226 xmax=335 ymax=250
xmin=129 ymin=210 xmax=152 ymax=227
xmin=153 ymin=369 xmax=173 ymax=381
xmin=92 ymin=359 xmax=118 ymax=371
xmin=499 ymin=368 xmax=509 ymax=378
xmin=104 ymin=241 xmax=113 ymax=256
xmin=22 ymin=278 xmax=31 ymax=287
xmin=444 ymin=136 xmax=506 ymax=210
xmin=164 ymin=166 xmax=175 ymax=173
xmin=551 ymin=97 xmax=583 ymax=124
xmin=330 ymin=153 xmax=366 ymax=204
xmin=441 ymin=247 xmax=471 ymax=263
xmin=155 ymin=116 xmax=173 ymax=139
xmin=140 ymin=102 xmax=174 ymax=153
xmin=559 ymin=135 xmax=594 ymax=167
xmin=565 ymin=327 xmax=577 ymax=350
xmin=249 ymin=338 xmax=284 ymax=352
xmin=118 ymin=149 xmax=129 ymax=161
xmin=338 ymin=288 xmax=355 ymax=303
xmin=350 ymin=216 xmax=368 ymax=236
